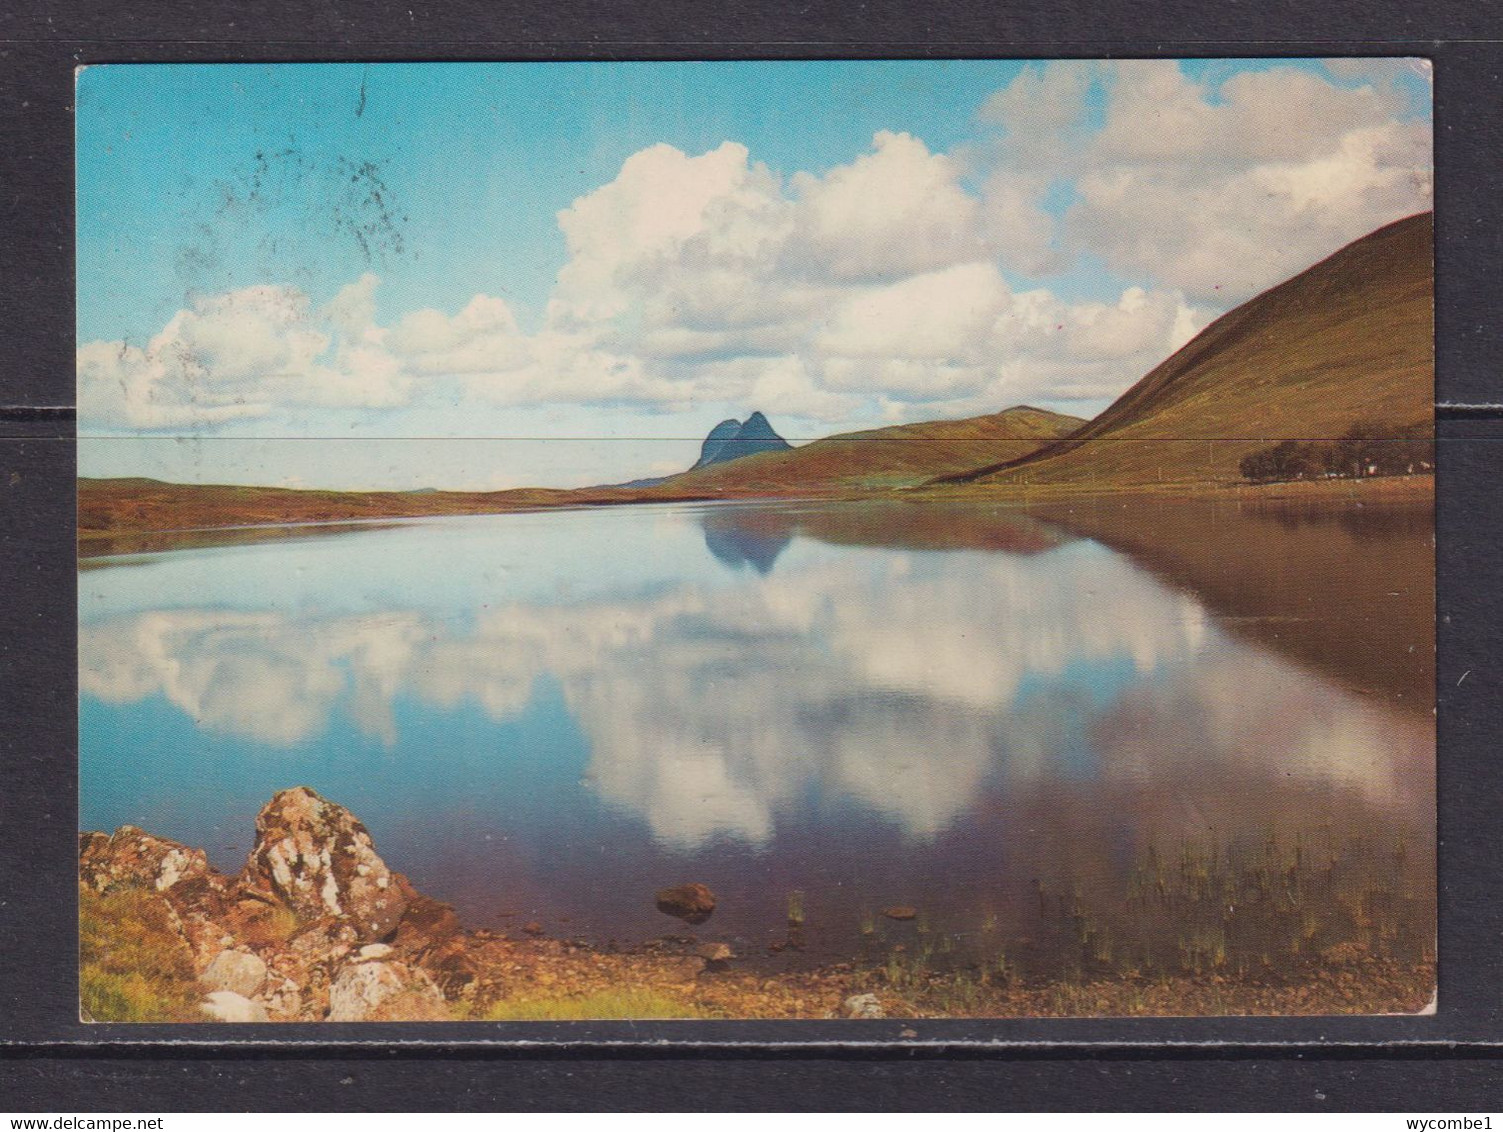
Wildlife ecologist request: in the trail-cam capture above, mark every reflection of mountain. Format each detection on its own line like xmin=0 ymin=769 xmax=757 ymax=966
xmin=700 ymin=508 xmax=794 ymax=574
xmin=81 ymin=528 xmax=1427 ymax=852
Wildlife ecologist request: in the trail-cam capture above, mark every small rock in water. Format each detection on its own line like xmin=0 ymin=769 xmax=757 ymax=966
xmin=655 ymin=883 xmax=717 ymax=925
xmin=357 ymin=943 xmax=394 ymax=960
xmin=200 ymin=990 xmax=268 ymax=1023
xmin=661 ymin=956 xmax=707 ymax=982
xmin=523 ymin=920 xmax=545 ymax=936
xmin=695 ymin=941 xmax=734 ymax=963
xmin=841 ymin=993 xmax=884 ymax=1019
xmin=883 ymin=906 xmax=918 ymax=921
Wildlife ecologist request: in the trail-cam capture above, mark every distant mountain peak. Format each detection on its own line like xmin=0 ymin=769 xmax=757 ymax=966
xmin=691 ymin=412 xmax=792 ymax=470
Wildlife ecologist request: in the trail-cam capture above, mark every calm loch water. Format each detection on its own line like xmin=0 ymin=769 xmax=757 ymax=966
xmin=79 ymin=499 xmax=1435 ymax=971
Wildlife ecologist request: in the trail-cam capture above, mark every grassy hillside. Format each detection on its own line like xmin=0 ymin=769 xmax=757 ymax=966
xmin=648 ymin=406 xmax=1083 ymax=497
xmin=933 ymin=213 xmax=1434 ymax=492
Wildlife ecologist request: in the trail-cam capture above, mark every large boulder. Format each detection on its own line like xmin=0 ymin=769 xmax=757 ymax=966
xmin=79 ymin=827 xmax=210 ymax=894
xmin=240 ymin=787 xmax=408 ymax=943
xmin=202 ymin=948 xmax=267 ymax=998
xmin=326 ymin=958 xmax=448 ymax=1022
xmin=200 ymin=990 xmax=268 ymax=1023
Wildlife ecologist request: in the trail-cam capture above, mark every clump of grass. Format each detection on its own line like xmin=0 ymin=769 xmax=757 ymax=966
xmin=920 ymin=969 xmax=989 ymax=1015
xmin=79 ymin=883 xmax=202 ymax=1023
xmin=988 ymin=946 xmax=1014 ymax=987
xmin=881 ymin=941 xmax=937 ymax=991
xmin=477 ymin=987 xmax=708 ymax=1021
xmin=991 ymin=827 xmax=1434 ymax=995
xmin=235 ymin=902 xmax=300 ymax=949
xmin=786 ymin=889 xmax=805 ymax=928
xmin=1114 ymin=827 xmax=1432 ymax=978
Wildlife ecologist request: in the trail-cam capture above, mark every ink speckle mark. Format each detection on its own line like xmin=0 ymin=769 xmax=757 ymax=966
xmin=193 ymin=145 xmax=407 ymax=275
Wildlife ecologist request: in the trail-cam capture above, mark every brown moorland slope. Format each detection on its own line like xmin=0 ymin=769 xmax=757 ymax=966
xmin=932 ymin=213 xmax=1434 ymax=491
xmin=75 ymin=477 xmax=662 ymax=541
xmin=646 ymin=405 xmax=1083 ymax=497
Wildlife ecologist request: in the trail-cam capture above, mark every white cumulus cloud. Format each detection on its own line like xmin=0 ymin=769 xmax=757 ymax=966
xmin=79 ymin=60 xmax=1430 ymax=442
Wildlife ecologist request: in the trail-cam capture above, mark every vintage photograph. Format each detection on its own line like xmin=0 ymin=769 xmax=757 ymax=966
xmin=76 ymin=60 xmax=1434 ymax=1023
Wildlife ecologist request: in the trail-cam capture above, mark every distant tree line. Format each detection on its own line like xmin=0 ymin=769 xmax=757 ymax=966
xmin=1239 ymin=422 xmax=1435 ymax=484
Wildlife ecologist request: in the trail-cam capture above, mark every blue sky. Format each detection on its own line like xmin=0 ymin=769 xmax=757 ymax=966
xmin=78 ymin=61 xmax=1045 ymax=339
xmin=77 ymin=59 xmax=1432 ymax=489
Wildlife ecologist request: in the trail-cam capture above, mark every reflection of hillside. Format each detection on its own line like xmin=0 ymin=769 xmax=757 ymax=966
xmin=1036 ymin=498 xmax=1434 ymax=713
xmin=697 ymin=501 xmax=1068 ymax=564
xmin=79 ymin=520 xmax=405 ymax=562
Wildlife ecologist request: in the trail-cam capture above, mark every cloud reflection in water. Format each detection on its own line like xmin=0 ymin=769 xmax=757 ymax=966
xmin=80 ymin=510 xmax=1427 ymax=852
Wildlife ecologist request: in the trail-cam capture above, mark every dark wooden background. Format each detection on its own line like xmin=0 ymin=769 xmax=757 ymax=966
xmin=4 ymin=0 xmax=1503 ymax=1110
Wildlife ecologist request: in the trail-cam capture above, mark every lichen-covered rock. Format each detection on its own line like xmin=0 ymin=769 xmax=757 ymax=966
xmin=79 ymin=828 xmax=240 ymax=978
xmin=386 ymin=894 xmax=477 ymax=997
xmin=840 ymin=993 xmax=885 ymax=1019
xmin=200 ymin=990 xmax=268 ymax=1023
xmin=240 ymin=787 xmax=408 ymax=943
xmin=258 ymin=916 xmax=362 ymax=1019
xmin=259 ymin=976 xmax=305 ymax=1022
xmin=326 ymin=958 xmax=448 ymax=1022
xmin=202 ymin=948 xmax=267 ymax=998
xmin=80 ymin=790 xmax=490 ymax=1022
xmin=287 ymin=916 xmax=360 ymax=959
xmin=393 ymin=894 xmax=461 ymax=954
xmin=79 ymin=826 xmax=210 ymax=894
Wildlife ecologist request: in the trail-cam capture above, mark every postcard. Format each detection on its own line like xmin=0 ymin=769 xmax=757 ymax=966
xmin=75 ymin=60 xmax=1435 ymax=1024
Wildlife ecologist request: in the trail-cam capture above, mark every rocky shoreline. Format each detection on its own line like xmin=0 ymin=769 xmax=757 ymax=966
xmin=79 ymin=787 xmax=1434 ymax=1023
xmin=79 ymin=786 xmax=875 ymax=1023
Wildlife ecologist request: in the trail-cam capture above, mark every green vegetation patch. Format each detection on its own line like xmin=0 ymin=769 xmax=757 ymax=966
xmin=79 ymin=883 xmax=202 ymax=1022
